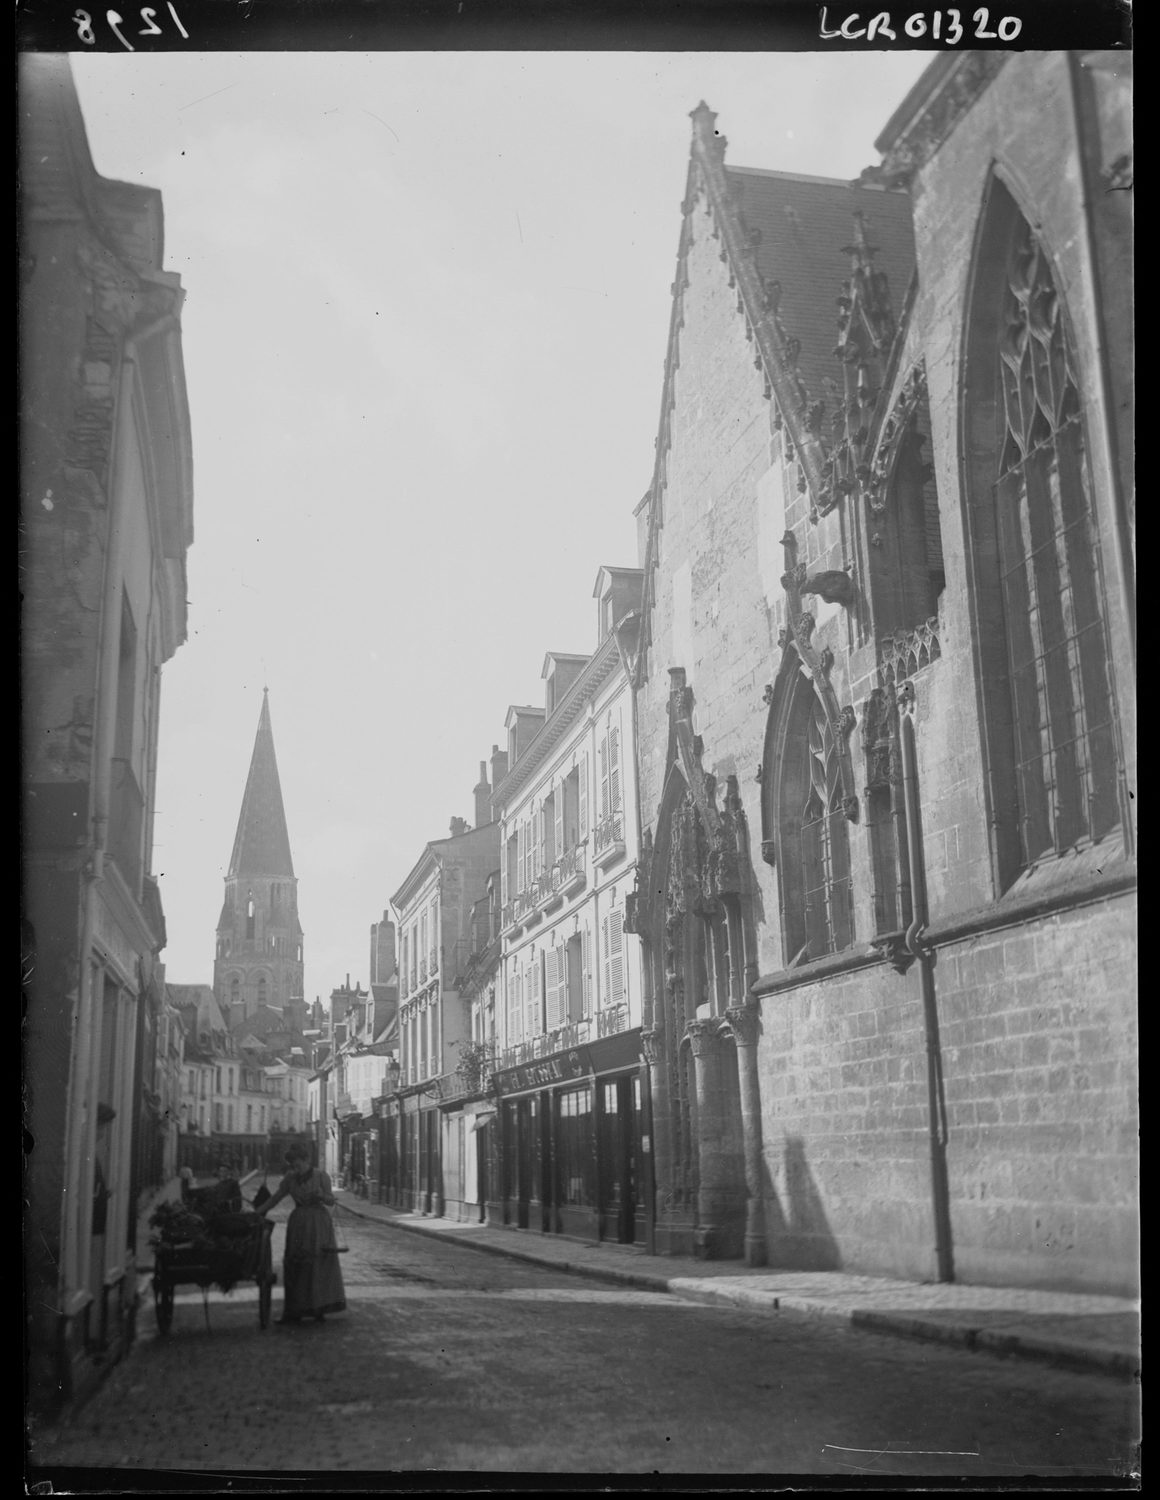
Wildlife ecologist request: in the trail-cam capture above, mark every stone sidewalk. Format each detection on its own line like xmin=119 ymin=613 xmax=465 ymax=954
xmin=333 ymin=1193 xmax=1140 ymax=1380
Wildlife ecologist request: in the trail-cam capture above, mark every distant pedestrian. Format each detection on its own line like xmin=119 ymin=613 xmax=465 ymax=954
xmin=256 ymin=1144 xmax=346 ymax=1324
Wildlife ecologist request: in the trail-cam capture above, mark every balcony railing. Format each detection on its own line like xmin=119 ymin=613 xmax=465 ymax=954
xmin=596 ymin=1004 xmax=629 ymax=1039
xmin=498 ymin=1018 xmax=592 ymax=1070
xmin=505 ymin=844 xmax=588 ymax=934
xmin=429 ymin=948 xmax=439 ymax=975
xmin=419 ymin=957 xmax=428 ymax=984
xmin=593 ymin=812 xmax=625 ymax=868
xmin=425 ymin=1046 xmax=495 ymax=1105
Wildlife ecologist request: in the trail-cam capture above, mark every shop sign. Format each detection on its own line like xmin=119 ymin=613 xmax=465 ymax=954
xmin=587 ymin=1028 xmax=643 ymax=1075
xmin=495 ymin=1046 xmax=591 ymax=1096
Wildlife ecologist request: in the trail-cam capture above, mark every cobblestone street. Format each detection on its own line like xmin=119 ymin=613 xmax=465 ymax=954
xmin=29 ymin=1206 xmax=1140 ymax=1481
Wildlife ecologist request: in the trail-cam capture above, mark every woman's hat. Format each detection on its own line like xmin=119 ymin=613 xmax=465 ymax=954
xmin=97 ymin=1103 xmax=116 ymax=1125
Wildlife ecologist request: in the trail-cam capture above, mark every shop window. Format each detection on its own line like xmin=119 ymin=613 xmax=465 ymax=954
xmin=557 ymin=1086 xmax=595 ymax=1206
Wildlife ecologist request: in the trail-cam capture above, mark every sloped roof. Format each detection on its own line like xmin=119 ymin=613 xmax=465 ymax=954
xmin=724 ymin=166 xmax=915 ymax=417
xmin=228 ymin=690 xmax=295 ymax=878
xmin=228 ymin=1003 xmax=301 ymax=1040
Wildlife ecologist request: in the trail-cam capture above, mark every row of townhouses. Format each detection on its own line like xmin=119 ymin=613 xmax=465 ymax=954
xmin=368 ymin=51 xmax=1136 ymax=1304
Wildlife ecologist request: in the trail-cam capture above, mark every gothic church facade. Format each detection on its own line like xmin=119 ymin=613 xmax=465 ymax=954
xmin=630 ymin=51 xmax=1135 ymax=1294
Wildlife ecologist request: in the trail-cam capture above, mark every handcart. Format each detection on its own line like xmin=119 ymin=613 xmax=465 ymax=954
xmin=150 ymin=1206 xmax=276 ymax=1334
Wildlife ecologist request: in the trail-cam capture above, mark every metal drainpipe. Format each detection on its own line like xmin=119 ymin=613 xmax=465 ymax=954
xmin=897 ymin=684 xmax=955 ymax=1284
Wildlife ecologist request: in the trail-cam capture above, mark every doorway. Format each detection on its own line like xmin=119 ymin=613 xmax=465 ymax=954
xmin=597 ymin=1072 xmax=643 ymax=1244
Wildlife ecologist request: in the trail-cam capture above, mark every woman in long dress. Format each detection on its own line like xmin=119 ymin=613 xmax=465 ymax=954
xmin=257 ymin=1145 xmax=346 ymax=1323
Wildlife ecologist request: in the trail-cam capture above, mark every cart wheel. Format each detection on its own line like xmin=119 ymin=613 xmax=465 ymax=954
xmin=258 ymin=1275 xmax=272 ymax=1329
xmin=155 ymin=1280 xmax=175 ymax=1335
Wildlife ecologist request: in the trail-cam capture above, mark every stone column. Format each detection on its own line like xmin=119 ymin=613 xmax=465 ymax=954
xmin=687 ymin=1017 xmax=736 ymax=1259
xmin=726 ymin=1004 xmax=767 ymax=1266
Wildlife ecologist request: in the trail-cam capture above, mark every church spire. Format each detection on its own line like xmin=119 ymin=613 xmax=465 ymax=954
xmin=215 ymin=690 xmax=304 ymax=1024
xmin=228 ymin=689 xmax=295 ymax=878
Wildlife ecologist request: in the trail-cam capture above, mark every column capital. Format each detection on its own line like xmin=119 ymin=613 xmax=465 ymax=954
xmin=640 ymin=1028 xmax=665 ymax=1065
xmin=685 ymin=1018 xmax=726 ymax=1058
xmin=725 ymin=1005 xmax=761 ymax=1048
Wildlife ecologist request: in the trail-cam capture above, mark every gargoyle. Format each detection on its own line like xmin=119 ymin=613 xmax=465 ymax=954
xmin=799 ymin=570 xmax=855 ymax=607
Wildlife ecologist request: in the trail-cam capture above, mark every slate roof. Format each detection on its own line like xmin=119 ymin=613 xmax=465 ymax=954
xmin=228 ymin=1003 xmax=302 ymax=1040
xmin=228 ymin=690 xmax=295 ymax=878
xmin=723 ymin=167 xmax=916 ymax=416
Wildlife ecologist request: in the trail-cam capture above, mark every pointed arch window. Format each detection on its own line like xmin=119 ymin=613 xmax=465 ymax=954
xmin=964 ymin=183 xmax=1119 ymax=884
xmin=763 ymin=669 xmax=854 ymax=963
xmin=800 ymin=696 xmax=854 ymax=958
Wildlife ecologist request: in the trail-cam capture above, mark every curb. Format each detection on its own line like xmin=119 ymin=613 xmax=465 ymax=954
xmin=336 ymin=1199 xmax=677 ymax=1294
xmin=335 ymin=1199 xmax=1138 ymax=1381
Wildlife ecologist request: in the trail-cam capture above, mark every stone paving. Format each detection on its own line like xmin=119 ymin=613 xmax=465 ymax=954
xmin=335 ymin=1193 xmax=1141 ymax=1379
xmin=28 ymin=1204 xmax=1142 ymax=1479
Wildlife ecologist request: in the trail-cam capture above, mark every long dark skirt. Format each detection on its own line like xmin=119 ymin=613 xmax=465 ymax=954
xmin=282 ymin=1203 xmax=346 ymax=1319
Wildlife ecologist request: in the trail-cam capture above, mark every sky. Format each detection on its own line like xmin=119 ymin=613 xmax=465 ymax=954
xmin=67 ymin=46 xmax=935 ymax=1006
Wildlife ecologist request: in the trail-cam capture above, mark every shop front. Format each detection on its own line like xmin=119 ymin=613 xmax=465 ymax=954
xmin=490 ymin=1030 xmax=647 ymax=1246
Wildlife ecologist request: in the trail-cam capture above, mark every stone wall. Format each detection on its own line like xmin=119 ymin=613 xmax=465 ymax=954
xmin=637 ymin=55 xmax=1135 ymax=1293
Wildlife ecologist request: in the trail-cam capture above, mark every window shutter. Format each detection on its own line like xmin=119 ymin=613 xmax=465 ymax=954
xmin=609 ymin=723 xmax=621 ymax=813
xmin=545 ymin=947 xmax=562 ymax=1030
xmin=528 ymin=957 xmax=541 ymax=1038
xmin=602 ymin=915 xmax=609 ymax=1006
xmin=579 ymin=754 xmax=589 ymax=838
xmin=599 ymin=734 xmax=609 ymax=820
xmin=582 ymin=928 xmax=592 ymax=1017
xmin=609 ymin=908 xmax=624 ymax=1006
xmin=517 ymin=822 xmax=526 ymax=892
xmin=554 ymin=786 xmax=565 ymax=862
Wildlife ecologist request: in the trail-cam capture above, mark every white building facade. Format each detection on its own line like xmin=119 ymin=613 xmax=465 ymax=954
xmin=489 ymin=568 xmax=650 ymax=1244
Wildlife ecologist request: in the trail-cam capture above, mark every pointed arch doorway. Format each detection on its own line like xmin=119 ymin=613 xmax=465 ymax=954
xmin=638 ymin=670 xmax=767 ymax=1263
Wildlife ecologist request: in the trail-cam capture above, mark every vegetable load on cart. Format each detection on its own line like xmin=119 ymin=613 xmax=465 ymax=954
xmin=148 ymin=1181 xmax=276 ymax=1334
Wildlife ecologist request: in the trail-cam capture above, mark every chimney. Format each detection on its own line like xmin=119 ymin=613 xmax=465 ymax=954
xmin=489 ymin=743 xmax=509 ymax=799
xmin=449 ymin=815 xmax=469 ymax=837
xmin=370 ymin=912 xmax=396 ymax=985
xmin=473 ymin=760 xmax=491 ymax=828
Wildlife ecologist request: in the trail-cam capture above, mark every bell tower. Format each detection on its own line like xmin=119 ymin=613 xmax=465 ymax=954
xmin=213 ymin=690 xmax=305 ymax=1026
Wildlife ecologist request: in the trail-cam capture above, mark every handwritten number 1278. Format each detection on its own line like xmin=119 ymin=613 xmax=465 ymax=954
xmin=73 ymin=5 xmax=190 ymax=47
